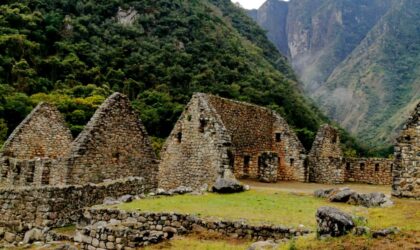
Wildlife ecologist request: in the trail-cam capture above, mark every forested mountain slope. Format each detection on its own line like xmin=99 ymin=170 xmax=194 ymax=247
xmin=248 ymin=0 xmax=419 ymax=150
xmin=0 ymin=0 xmax=344 ymax=152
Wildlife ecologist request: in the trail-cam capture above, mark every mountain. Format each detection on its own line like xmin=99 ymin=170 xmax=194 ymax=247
xmin=249 ymin=0 xmax=420 ymax=150
xmin=0 ymin=0 xmax=332 ymax=151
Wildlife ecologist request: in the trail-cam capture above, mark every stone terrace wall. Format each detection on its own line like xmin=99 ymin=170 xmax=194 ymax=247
xmin=158 ymin=94 xmax=232 ymax=190
xmin=393 ymin=102 xmax=420 ymax=199
xmin=0 ymin=177 xmax=152 ymax=233
xmin=0 ymin=103 xmax=72 ymax=160
xmin=77 ymin=208 xmax=311 ymax=249
xmin=308 ymin=125 xmax=344 ymax=184
xmin=343 ymin=158 xmax=393 ymax=185
xmin=0 ymin=157 xmax=54 ymax=187
xmin=57 ymin=93 xmax=158 ymax=186
xmin=207 ymin=95 xmax=305 ymax=182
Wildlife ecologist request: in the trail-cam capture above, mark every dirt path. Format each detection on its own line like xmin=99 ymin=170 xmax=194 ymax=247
xmin=242 ymin=180 xmax=391 ymax=195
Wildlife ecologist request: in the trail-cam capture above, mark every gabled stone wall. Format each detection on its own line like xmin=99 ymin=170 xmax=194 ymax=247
xmin=0 ymin=103 xmax=72 ymax=160
xmin=158 ymin=94 xmax=232 ymax=190
xmin=59 ymin=93 xmax=158 ymax=186
xmin=393 ymin=102 xmax=420 ymax=199
xmin=207 ymin=95 xmax=306 ymax=182
xmin=308 ymin=125 xmax=344 ymax=184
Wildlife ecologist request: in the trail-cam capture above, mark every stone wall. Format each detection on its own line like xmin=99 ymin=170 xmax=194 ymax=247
xmin=54 ymin=93 xmax=158 ymax=186
xmin=343 ymin=158 xmax=393 ymax=185
xmin=0 ymin=103 xmax=72 ymax=160
xmin=158 ymin=94 xmax=232 ymax=190
xmin=77 ymin=208 xmax=311 ymax=249
xmin=0 ymin=157 xmax=54 ymax=187
xmin=207 ymin=95 xmax=306 ymax=182
xmin=0 ymin=177 xmax=152 ymax=233
xmin=393 ymin=102 xmax=420 ymax=199
xmin=308 ymin=125 xmax=344 ymax=184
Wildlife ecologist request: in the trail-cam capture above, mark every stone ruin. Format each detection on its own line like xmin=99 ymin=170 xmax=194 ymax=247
xmin=53 ymin=92 xmax=158 ymax=185
xmin=308 ymin=124 xmax=343 ymax=184
xmin=393 ymin=102 xmax=420 ymax=199
xmin=0 ymin=103 xmax=73 ymax=186
xmin=0 ymin=93 xmax=158 ymax=187
xmin=158 ymin=93 xmax=306 ymax=190
xmin=308 ymin=124 xmax=393 ymax=185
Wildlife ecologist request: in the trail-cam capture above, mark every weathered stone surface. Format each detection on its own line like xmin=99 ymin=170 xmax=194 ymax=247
xmin=316 ymin=207 xmax=355 ymax=237
xmin=212 ymin=176 xmax=244 ymax=194
xmin=23 ymin=228 xmax=44 ymax=244
xmin=372 ymin=227 xmax=400 ymax=238
xmin=393 ymin=102 xmax=420 ymax=199
xmin=247 ymin=240 xmax=278 ymax=250
xmin=314 ymin=188 xmax=334 ymax=198
xmin=4 ymin=232 xmax=16 ymax=243
xmin=118 ymin=195 xmax=133 ymax=203
xmin=308 ymin=125 xmax=344 ymax=184
xmin=328 ymin=189 xmax=356 ymax=203
xmin=158 ymin=93 xmax=306 ymax=190
xmin=78 ymin=208 xmax=311 ymax=249
xmin=348 ymin=192 xmax=393 ymax=208
xmin=343 ymin=158 xmax=393 ymax=185
xmin=58 ymin=92 xmax=158 ymax=186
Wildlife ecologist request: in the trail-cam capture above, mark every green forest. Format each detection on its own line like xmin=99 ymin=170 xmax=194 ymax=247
xmin=0 ymin=0 xmax=373 ymax=156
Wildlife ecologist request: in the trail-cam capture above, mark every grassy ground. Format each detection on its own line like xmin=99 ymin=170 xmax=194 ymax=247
xmin=114 ymin=189 xmax=419 ymax=231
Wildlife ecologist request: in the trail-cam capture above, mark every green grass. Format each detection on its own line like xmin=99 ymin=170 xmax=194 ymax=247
xmin=113 ymin=189 xmax=420 ymax=231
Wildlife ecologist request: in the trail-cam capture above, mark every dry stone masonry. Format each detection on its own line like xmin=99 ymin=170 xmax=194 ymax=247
xmin=0 ymin=93 xmax=158 ymax=188
xmin=308 ymin=125 xmax=344 ymax=184
xmin=158 ymin=93 xmax=306 ymax=190
xmin=55 ymin=92 xmax=158 ymax=185
xmin=393 ymin=102 xmax=420 ymax=199
xmin=308 ymin=125 xmax=393 ymax=185
xmin=76 ymin=208 xmax=311 ymax=249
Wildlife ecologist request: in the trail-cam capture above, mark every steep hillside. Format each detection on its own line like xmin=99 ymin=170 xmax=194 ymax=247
xmin=315 ymin=0 xmax=420 ymax=146
xmin=248 ymin=0 xmax=419 ymax=150
xmin=0 ymin=0 xmax=329 ymax=150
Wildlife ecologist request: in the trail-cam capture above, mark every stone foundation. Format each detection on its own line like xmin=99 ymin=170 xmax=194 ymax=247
xmin=77 ymin=208 xmax=311 ymax=249
xmin=0 ymin=177 xmax=153 ymax=233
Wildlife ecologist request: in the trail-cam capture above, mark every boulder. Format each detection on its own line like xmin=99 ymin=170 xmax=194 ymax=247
xmin=23 ymin=228 xmax=44 ymax=244
xmin=329 ymin=189 xmax=356 ymax=203
xmin=103 ymin=197 xmax=120 ymax=205
xmin=316 ymin=207 xmax=355 ymax=237
xmin=247 ymin=240 xmax=278 ymax=250
xmin=314 ymin=188 xmax=334 ymax=198
xmin=4 ymin=232 xmax=16 ymax=243
xmin=348 ymin=192 xmax=393 ymax=208
xmin=118 ymin=194 xmax=134 ymax=203
xmin=372 ymin=227 xmax=400 ymax=238
xmin=170 ymin=186 xmax=193 ymax=194
xmin=212 ymin=169 xmax=245 ymax=193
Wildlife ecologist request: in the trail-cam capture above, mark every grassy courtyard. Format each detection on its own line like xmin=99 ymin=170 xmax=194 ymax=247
xmin=114 ymin=189 xmax=419 ymax=231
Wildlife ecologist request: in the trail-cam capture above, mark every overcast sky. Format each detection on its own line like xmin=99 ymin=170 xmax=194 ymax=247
xmin=233 ymin=0 xmax=289 ymax=9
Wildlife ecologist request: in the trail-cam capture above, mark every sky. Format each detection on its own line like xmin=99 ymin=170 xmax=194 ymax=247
xmin=232 ymin=0 xmax=288 ymax=9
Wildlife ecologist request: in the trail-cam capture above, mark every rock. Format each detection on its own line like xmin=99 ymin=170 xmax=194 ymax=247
xmin=212 ymin=169 xmax=244 ymax=193
xmin=314 ymin=188 xmax=334 ymax=198
xmin=316 ymin=206 xmax=355 ymax=237
xmin=0 ymin=227 xmax=4 ymax=238
xmin=23 ymin=228 xmax=44 ymax=244
xmin=372 ymin=227 xmax=400 ymax=238
xmin=170 ymin=186 xmax=193 ymax=194
xmin=118 ymin=195 xmax=133 ymax=203
xmin=4 ymin=232 xmax=16 ymax=243
xmin=348 ymin=192 xmax=393 ymax=208
xmin=247 ymin=240 xmax=278 ymax=250
xmin=103 ymin=197 xmax=120 ymax=205
xmin=353 ymin=226 xmax=370 ymax=236
xmin=329 ymin=189 xmax=356 ymax=202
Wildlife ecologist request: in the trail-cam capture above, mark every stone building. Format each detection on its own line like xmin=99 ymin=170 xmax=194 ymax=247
xmin=158 ymin=93 xmax=306 ymax=190
xmin=392 ymin=102 xmax=420 ymax=199
xmin=0 ymin=93 xmax=158 ymax=188
xmin=52 ymin=93 xmax=158 ymax=186
xmin=0 ymin=103 xmax=73 ymax=186
xmin=308 ymin=124 xmax=344 ymax=184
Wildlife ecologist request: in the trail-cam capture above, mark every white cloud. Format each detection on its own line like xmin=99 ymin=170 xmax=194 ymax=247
xmin=232 ymin=0 xmax=289 ymax=10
